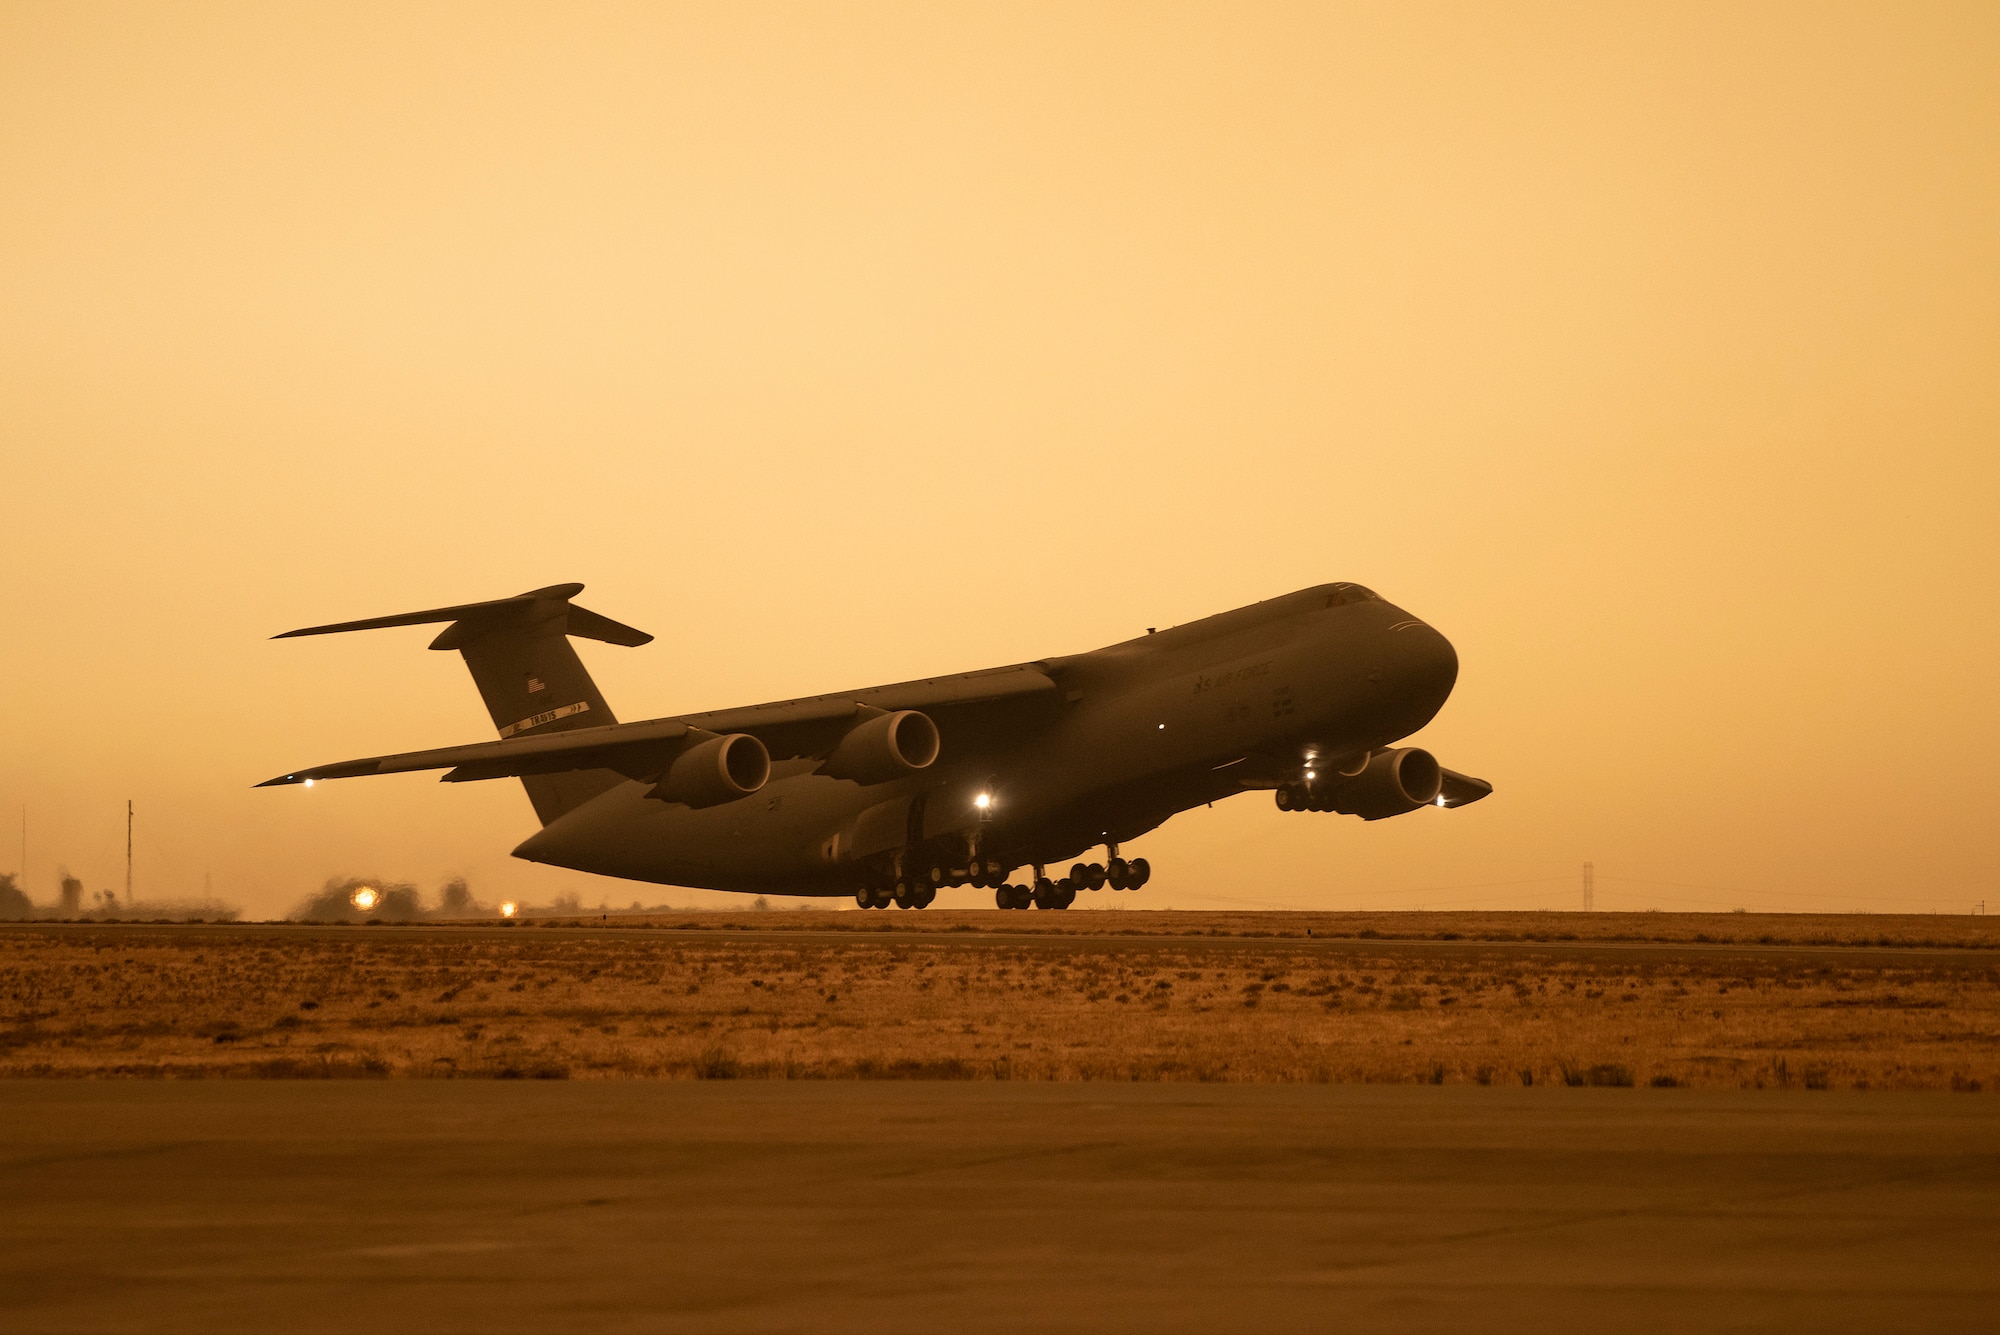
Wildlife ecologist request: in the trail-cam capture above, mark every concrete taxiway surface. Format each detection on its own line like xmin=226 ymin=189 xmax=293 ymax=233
xmin=3 ymin=1083 xmax=1995 ymax=1333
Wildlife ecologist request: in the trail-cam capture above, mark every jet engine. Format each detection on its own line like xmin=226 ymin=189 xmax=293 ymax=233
xmin=648 ymin=733 xmax=770 ymax=807
xmin=819 ymin=710 xmax=940 ymax=785
xmin=1327 ymin=747 xmax=1442 ymax=820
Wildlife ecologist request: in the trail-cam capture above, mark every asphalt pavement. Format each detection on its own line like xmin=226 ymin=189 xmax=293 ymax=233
xmin=3 ymin=1081 xmax=1995 ymax=1333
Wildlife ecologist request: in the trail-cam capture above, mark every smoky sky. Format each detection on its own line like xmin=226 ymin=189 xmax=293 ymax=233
xmin=1 ymin=3 xmax=1995 ymax=916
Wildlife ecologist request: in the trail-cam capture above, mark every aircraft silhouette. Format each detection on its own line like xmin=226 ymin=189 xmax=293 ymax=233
xmin=262 ymin=582 xmax=1489 ymax=909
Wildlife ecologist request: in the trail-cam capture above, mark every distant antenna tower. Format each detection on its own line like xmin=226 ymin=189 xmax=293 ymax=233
xmin=1583 ymin=860 xmax=1595 ymax=912
xmin=125 ymin=800 xmax=133 ymax=907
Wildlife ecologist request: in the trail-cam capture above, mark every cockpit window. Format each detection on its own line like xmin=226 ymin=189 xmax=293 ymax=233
xmin=1325 ymin=584 xmax=1378 ymax=607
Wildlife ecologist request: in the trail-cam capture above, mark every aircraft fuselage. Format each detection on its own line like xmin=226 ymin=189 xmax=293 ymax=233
xmin=511 ymin=584 xmax=1460 ymax=894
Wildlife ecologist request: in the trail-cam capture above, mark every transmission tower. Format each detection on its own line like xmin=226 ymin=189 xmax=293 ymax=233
xmin=1583 ymin=860 xmax=1594 ymax=912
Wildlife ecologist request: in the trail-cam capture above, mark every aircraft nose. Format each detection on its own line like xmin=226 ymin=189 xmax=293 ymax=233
xmin=1390 ymin=617 xmax=1459 ymax=719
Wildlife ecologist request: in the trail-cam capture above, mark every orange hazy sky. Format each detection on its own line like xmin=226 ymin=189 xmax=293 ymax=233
xmin=2 ymin=2 xmax=1995 ymax=917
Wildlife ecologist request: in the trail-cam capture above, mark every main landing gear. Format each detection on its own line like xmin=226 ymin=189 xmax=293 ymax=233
xmin=991 ymin=848 xmax=1152 ymax=910
xmin=856 ymin=852 xmax=1013 ymax=909
xmin=855 ymin=879 xmax=935 ymax=910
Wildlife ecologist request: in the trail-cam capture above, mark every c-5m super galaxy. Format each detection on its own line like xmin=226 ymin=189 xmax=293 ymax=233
xmin=262 ymin=583 xmax=1490 ymax=909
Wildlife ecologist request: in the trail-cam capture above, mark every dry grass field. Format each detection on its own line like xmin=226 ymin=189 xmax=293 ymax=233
xmin=3 ymin=912 xmax=1995 ymax=1091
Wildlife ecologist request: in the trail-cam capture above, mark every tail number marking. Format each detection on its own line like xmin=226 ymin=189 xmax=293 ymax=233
xmin=500 ymin=701 xmax=591 ymax=737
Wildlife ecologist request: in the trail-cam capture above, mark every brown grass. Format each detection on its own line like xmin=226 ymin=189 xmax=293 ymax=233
xmin=3 ymin=914 xmax=1995 ymax=1090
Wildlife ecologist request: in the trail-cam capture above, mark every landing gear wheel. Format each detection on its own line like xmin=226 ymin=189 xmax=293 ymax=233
xmin=893 ymin=882 xmax=915 ymax=909
xmin=1275 ymin=784 xmax=1297 ymax=811
xmin=1128 ymin=857 xmax=1151 ymax=889
xmin=1084 ymin=862 xmax=1107 ymax=891
xmin=1058 ymin=883 xmax=1076 ymax=909
xmin=1106 ymin=857 xmax=1130 ymax=890
xmin=916 ymin=885 xmax=936 ymax=909
xmin=855 ymin=887 xmax=874 ymax=908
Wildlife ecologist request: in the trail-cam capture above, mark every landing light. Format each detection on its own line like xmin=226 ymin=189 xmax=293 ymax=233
xmin=350 ymin=886 xmax=378 ymax=912
xmin=302 ymin=778 xmax=314 ymax=788
xmin=499 ymin=901 xmax=517 ymax=918
xmin=1435 ymin=795 xmax=1448 ymax=807
xmin=974 ymin=793 xmax=991 ymax=810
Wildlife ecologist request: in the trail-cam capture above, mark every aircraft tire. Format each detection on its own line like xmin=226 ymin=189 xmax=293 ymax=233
xmin=1057 ymin=883 xmax=1076 ymax=909
xmin=916 ymin=885 xmax=936 ymax=909
xmin=1107 ymin=858 xmax=1130 ymax=890
xmin=855 ymin=888 xmax=872 ymax=908
xmin=1276 ymin=785 xmax=1297 ymax=811
xmin=1129 ymin=857 xmax=1151 ymax=889
xmin=995 ymin=885 xmax=1015 ymax=910
xmin=1084 ymin=862 xmax=1107 ymax=891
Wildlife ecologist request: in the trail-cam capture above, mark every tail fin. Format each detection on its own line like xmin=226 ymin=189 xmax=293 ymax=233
xmin=276 ymin=583 xmax=653 ymax=824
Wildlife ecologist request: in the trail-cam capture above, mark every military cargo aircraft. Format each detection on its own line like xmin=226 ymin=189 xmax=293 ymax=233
xmin=262 ymin=582 xmax=1490 ymax=909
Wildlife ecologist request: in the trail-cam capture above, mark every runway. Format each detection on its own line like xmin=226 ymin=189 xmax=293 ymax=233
xmin=11 ymin=916 xmax=1998 ymax=967
xmin=3 ymin=1083 xmax=1995 ymax=1333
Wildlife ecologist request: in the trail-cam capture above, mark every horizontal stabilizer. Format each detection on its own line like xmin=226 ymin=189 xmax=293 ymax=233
xmin=257 ymin=717 xmax=692 ymax=788
xmin=273 ymin=583 xmax=652 ymax=648
xmin=1438 ymin=768 xmax=1493 ymax=808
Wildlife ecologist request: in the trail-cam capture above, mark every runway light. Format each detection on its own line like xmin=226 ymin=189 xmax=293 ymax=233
xmin=350 ymin=886 xmax=378 ymax=912
xmin=974 ymin=793 xmax=991 ymax=810
xmin=499 ymin=901 xmax=517 ymax=918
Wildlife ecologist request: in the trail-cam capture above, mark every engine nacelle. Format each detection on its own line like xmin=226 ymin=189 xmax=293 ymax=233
xmin=648 ymin=733 xmax=770 ymax=807
xmin=1329 ymin=747 xmax=1442 ymax=820
xmin=819 ymin=710 xmax=940 ymax=785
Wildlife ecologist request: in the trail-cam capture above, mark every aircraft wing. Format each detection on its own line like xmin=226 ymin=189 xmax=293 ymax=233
xmin=684 ymin=663 xmax=1059 ymax=754
xmin=256 ymin=717 xmax=697 ymax=786
xmin=257 ymin=663 xmax=1060 ymax=786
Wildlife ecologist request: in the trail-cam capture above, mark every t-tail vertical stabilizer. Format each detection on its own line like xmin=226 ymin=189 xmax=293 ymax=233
xmin=274 ymin=583 xmax=653 ymax=824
